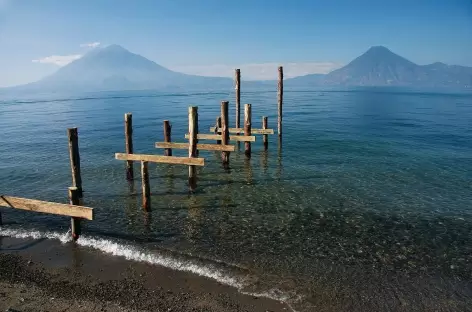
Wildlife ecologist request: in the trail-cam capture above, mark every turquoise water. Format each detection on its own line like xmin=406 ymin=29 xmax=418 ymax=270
xmin=1 ymin=88 xmax=472 ymax=311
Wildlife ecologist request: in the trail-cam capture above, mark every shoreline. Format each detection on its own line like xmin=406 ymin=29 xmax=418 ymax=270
xmin=0 ymin=236 xmax=290 ymax=312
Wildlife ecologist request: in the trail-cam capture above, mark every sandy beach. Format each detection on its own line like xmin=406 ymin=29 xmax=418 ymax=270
xmin=0 ymin=236 xmax=290 ymax=312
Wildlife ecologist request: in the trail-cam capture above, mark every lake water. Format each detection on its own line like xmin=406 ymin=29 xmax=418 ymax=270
xmin=1 ymin=88 xmax=472 ymax=311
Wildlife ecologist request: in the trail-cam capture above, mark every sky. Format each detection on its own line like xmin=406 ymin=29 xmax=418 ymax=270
xmin=0 ymin=0 xmax=471 ymax=87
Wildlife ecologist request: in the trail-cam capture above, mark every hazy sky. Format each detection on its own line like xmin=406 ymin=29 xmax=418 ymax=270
xmin=0 ymin=0 xmax=471 ymax=87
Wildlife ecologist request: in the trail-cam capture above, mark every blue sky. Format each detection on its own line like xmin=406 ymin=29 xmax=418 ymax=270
xmin=0 ymin=0 xmax=471 ymax=86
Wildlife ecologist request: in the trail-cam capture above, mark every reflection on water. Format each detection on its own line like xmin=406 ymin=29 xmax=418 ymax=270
xmin=277 ymin=141 xmax=283 ymax=182
xmin=143 ymin=211 xmax=152 ymax=234
xmin=1 ymin=89 xmax=472 ymax=311
xmin=127 ymin=179 xmax=136 ymax=195
xmin=165 ymin=166 xmax=176 ymax=194
xmin=260 ymin=150 xmax=269 ymax=173
xmin=244 ymin=158 xmax=253 ymax=185
xmin=185 ymin=195 xmax=203 ymax=244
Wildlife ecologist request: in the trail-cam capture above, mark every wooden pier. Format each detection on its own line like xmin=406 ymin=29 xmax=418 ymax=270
xmin=0 ymin=66 xmax=284 ymax=238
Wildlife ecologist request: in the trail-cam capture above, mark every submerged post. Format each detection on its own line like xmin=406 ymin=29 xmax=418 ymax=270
xmin=244 ymin=104 xmax=252 ymax=158
xmin=277 ymin=66 xmax=283 ymax=139
xmin=262 ymin=116 xmax=268 ymax=150
xmin=215 ymin=117 xmax=222 ymax=144
xmin=141 ymin=161 xmax=150 ymax=211
xmin=235 ymin=69 xmax=241 ymax=129
xmin=163 ymin=120 xmax=172 ymax=156
xmin=125 ymin=113 xmax=134 ymax=180
xmin=67 ymin=128 xmax=83 ymax=198
xmin=221 ymin=101 xmax=230 ymax=167
xmin=68 ymin=187 xmax=81 ymax=241
xmin=188 ymin=106 xmax=198 ymax=191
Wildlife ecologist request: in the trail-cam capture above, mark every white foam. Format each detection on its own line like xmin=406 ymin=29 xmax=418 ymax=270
xmin=0 ymin=227 xmax=72 ymax=244
xmin=76 ymin=235 xmax=246 ymax=288
xmin=242 ymin=289 xmax=302 ymax=312
xmin=0 ymin=227 xmax=244 ymax=288
xmin=0 ymin=226 xmax=297 ymax=311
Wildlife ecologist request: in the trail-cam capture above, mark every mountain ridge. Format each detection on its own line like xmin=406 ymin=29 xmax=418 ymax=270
xmin=293 ymin=46 xmax=472 ymax=88
xmin=5 ymin=44 xmax=472 ymax=92
xmin=11 ymin=44 xmax=234 ymax=92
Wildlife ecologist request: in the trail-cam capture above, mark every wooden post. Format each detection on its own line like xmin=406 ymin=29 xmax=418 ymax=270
xmin=67 ymin=128 xmax=83 ymax=198
xmin=195 ymin=107 xmax=200 ymax=157
xmin=277 ymin=66 xmax=283 ymax=138
xmin=141 ymin=161 xmax=150 ymax=211
xmin=235 ymin=69 xmax=241 ymax=129
xmin=244 ymin=104 xmax=252 ymax=158
xmin=221 ymin=101 xmax=230 ymax=167
xmin=68 ymin=187 xmax=81 ymax=241
xmin=188 ymin=106 xmax=198 ymax=191
xmin=125 ymin=113 xmax=134 ymax=180
xmin=262 ymin=116 xmax=268 ymax=150
xmin=215 ymin=117 xmax=222 ymax=144
xmin=163 ymin=120 xmax=172 ymax=156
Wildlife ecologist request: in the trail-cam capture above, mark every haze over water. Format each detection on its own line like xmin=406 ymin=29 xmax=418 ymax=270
xmin=1 ymin=87 xmax=472 ymax=311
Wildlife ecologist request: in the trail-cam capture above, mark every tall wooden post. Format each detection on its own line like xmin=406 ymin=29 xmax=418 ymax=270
xmin=141 ymin=161 xmax=150 ymax=211
xmin=244 ymin=104 xmax=252 ymax=158
xmin=235 ymin=69 xmax=241 ymax=129
xmin=68 ymin=187 xmax=81 ymax=241
xmin=163 ymin=120 xmax=172 ymax=156
xmin=195 ymin=107 xmax=199 ymax=157
xmin=67 ymin=128 xmax=83 ymax=198
xmin=262 ymin=116 xmax=268 ymax=150
xmin=125 ymin=113 xmax=134 ymax=180
xmin=188 ymin=106 xmax=198 ymax=191
xmin=215 ymin=117 xmax=222 ymax=144
xmin=277 ymin=66 xmax=283 ymax=139
xmin=221 ymin=101 xmax=230 ymax=167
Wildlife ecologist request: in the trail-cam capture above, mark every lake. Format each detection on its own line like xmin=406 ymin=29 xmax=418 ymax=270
xmin=1 ymin=87 xmax=471 ymax=311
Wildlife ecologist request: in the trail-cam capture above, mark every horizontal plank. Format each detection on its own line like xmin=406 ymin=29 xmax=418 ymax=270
xmin=155 ymin=142 xmax=235 ymax=152
xmin=229 ymin=135 xmax=256 ymax=142
xmin=210 ymin=127 xmax=274 ymax=135
xmin=184 ymin=134 xmax=256 ymax=142
xmin=0 ymin=195 xmax=93 ymax=220
xmin=115 ymin=153 xmax=204 ymax=166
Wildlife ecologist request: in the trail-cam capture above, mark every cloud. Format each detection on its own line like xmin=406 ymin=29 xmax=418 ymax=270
xmin=170 ymin=62 xmax=343 ymax=80
xmin=80 ymin=42 xmax=101 ymax=48
xmin=32 ymin=54 xmax=82 ymax=66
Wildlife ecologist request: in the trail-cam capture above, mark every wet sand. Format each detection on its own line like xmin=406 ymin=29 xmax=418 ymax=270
xmin=0 ymin=236 xmax=290 ymax=312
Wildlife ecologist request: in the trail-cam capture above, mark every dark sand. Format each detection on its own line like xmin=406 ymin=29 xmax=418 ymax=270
xmin=0 ymin=236 xmax=290 ymax=312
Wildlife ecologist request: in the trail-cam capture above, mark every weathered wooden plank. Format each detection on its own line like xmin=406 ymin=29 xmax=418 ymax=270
xmin=278 ymin=66 xmax=283 ymax=137
xmin=244 ymin=104 xmax=252 ymax=158
xmin=235 ymin=69 xmax=241 ymax=129
xmin=185 ymin=133 xmax=256 ymax=142
xmin=141 ymin=161 xmax=151 ymax=211
xmin=115 ymin=153 xmax=204 ymax=166
xmin=125 ymin=113 xmax=134 ymax=180
xmin=67 ymin=128 xmax=83 ymax=198
xmin=68 ymin=187 xmax=82 ymax=240
xmin=0 ymin=195 xmax=94 ymax=220
xmin=221 ymin=101 xmax=230 ymax=166
xmin=215 ymin=117 xmax=222 ymax=144
xmin=155 ymin=142 xmax=235 ymax=152
xmin=263 ymin=116 xmax=269 ymax=150
xmin=188 ymin=106 xmax=198 ymax=191
xmin=209 ymin=127 xmax=274 ymax=135
xmin=163 ymin=120 xmax=172 ymax=156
